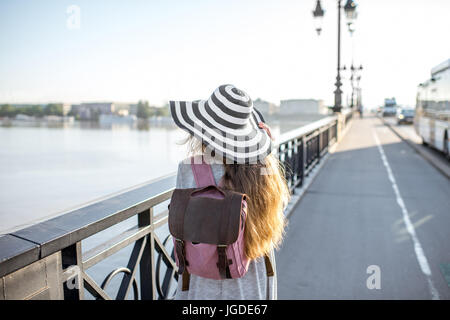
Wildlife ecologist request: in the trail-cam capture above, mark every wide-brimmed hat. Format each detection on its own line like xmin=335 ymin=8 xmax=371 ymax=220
xmin=169 ymin=84 xmax=273 ymax=164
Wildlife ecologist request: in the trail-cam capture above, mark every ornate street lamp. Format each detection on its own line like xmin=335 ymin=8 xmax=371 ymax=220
xmin=344 ymin=0 xmax=357 ymax=22
xmin=312 ymin=0 xmax=325 ymax=35
xmin=344 ymin=0 xmax=358 ymax=34
xmin=312 ymin=0 xmax=359 ymax=113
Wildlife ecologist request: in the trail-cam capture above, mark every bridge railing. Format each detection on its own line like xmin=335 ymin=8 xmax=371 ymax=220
xmin=276 ymin=115 xmax=337 ymax=192
xmin=0 ymin=110 xmax=353 ymax=300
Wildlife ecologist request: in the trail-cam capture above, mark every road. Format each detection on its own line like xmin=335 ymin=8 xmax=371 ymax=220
xmin=383 ymin=117 xmax=421 ymax=143
xmin=383 ymin=116 xmax=450 ymax=178
xmin=276 ymin=116 xmax=450 ymax=299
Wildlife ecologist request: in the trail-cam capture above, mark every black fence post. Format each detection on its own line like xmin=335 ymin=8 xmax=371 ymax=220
xmin=317 ymin=130 xmax=321 ymax=163
xmin=138 ymin=208 xmax=156 ymax=300
xmin=300 ymin=137 xmax=306 ymax=186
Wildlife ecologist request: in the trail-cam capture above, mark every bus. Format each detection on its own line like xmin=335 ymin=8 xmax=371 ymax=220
xmin=415 ymin=58 xmax=450 ymax=158
xmin=382 ymin=98 xmax=397 ymax=116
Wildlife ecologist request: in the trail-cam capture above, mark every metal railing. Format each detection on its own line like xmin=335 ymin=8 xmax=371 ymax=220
xmin=0 ymin=110 xmax=353 ymax=300
xmin=276 ymin=115 xmax=339 ymax=192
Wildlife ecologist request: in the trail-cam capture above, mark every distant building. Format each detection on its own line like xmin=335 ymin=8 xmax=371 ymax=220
xmin=114 ymin=103 xmax=135 ymax=116
xmin=15 ymin=114 xmax=35 ymax=121
xmin=70 ymin=104 xmax=81 ymax=116
xmin=72 ymin=102 xmax=115 ymax=120
xmin=62 ymin=103 xmax=71 ymax=116
xmin=253 ymin=98 xmax=278 ymax=116
xmin=279 ymin=99 xmax=328 ymax=115
xmin=116 ymin=109 xmax=129 ymax=116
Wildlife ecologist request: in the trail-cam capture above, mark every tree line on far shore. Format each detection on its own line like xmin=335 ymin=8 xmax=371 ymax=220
xmin=0 ymin=104 xmax=64 ymax=118
xmin=0 ymin=101 xmax=170 ymax=119
xmin=136 ymin=100 xmax=169 ymax=119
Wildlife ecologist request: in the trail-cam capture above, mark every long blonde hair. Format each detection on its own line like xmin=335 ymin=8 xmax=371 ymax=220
xmin=182 ymin=135 xmax=290 ymax=260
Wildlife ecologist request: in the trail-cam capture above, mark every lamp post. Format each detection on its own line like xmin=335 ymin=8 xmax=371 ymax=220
xmin=312 ymin=0 xmax=358 ymax=113
xmin=345 ymin=0 xmax=361 ymax=111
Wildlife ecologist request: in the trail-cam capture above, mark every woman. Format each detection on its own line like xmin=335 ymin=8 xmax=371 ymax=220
xmin=169 ymin=84 xmax=290 ymax=300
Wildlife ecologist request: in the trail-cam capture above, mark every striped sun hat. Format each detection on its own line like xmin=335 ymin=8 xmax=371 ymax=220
xmin=169 ymin=84 xmax=273 ymax=164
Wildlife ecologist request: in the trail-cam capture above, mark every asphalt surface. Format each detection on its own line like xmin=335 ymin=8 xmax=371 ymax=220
xmin=276 ymin=116 xmax=450 ymax=299
xmin=382 ymin=117 xmax=450 ymax=179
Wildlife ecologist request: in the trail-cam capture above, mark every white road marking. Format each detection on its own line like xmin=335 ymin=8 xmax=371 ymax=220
xmin=372 ymin=128 xmax=440 ymax=300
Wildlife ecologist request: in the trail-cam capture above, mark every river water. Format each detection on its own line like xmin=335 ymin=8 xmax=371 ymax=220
xmin=0 ymin=115 xmax=325 ymax=298
xmin=0 ymin=121 xmax=187 ymax=233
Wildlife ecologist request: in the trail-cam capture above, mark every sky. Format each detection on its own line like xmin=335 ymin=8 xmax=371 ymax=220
xmin=0 ymin=0 xmax=449 ymax=109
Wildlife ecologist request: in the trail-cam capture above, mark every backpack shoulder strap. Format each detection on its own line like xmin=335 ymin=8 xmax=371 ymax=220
xmin=264 ymin=254 xmax=274 ymax=277
xmin=264 ymin=254 xmax=274 ymax=300
xmin=182 ymin=270 xmax=190 ymax=291
xmin=190 ymin=156 xmax=216 ymax=187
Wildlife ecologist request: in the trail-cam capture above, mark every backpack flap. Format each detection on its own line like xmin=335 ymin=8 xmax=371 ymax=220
xmin=185 ymin=190 xmax=245 ymax=245
xmin=168 ymin=187 xmax=246 ymax=245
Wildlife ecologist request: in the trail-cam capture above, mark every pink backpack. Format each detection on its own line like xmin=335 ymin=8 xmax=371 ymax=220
xmin=169 ymin=157 xmax=274 ymax=291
